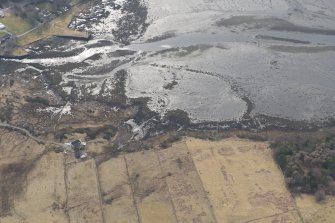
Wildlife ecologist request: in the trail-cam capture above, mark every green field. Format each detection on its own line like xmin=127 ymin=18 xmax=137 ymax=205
xmin=0 ymin=31 xmax=7 ymax=38
xmin=17 ymin=3 xmax=90 ymax=46
xmin=0 ymin=0 xmax=91 ymax=57
xmin=36 ymin=2 xmax=53 ymax=11
xmin=0 ymin=12 xmax=34 ymax=35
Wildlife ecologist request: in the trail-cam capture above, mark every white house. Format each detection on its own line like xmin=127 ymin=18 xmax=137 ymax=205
xmin=0 ymin=22 xmax=5 ymax=30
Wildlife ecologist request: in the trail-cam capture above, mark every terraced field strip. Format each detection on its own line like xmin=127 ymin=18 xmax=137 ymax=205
xmin=185 ymin=137 xmax=302 ymax=223
xmin=0 ymin=152 xmax=68 ymax=223
xmin=125 ymin=150 xmax=178 ymax=223
xmin=157 ymin=141 xmax=217 ymax=223
xmin=98 ymin=157 xmax=139 ymax=223
xmin=66 ymin=159 xmax=104 ymax=223
xmin=0 ymin=130 xmax=45 ymax=165
xmin=0 ymin=122 xmax=63 ymax=146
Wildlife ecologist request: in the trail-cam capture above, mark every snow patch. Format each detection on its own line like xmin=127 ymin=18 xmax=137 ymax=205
xmin=37 ymin=102 xmax=72 ymax=120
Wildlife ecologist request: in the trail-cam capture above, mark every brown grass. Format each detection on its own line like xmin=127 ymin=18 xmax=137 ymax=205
xmin=125 ymin=151 xmax=177 ymax=223
xmin=296 ymin=195 xmax=335 ymax=223
xmin=185 ymin=137 xmax=301 ymax=222
xmin=66 ymin=159 xmax=104 ymax=223
xmin=2 ymin=135 xmax=335 ymax=223
xmin=98 ymin=157 xmax=139 ymax=223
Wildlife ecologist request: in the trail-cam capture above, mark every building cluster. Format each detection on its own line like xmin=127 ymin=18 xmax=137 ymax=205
xmin=64 ymin=140 xmax=88 ymax=159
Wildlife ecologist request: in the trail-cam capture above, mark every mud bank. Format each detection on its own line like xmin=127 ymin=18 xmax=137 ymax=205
xmin=1 ymin=0 xmax=334 ymax=132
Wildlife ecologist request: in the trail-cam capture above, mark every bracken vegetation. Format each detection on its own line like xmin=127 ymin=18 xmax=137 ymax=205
xmin=25 ymin=96 xmax=50 ymax=106
xmin=165 ymin=109 xmax=191 ymax=127
xmin=271 ymin=133 xmax=335 ymax=201
xmin=55 ymin=125 xmax=117 ymax=142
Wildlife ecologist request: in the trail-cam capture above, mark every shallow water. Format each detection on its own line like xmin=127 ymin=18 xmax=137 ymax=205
xmin=4 ymin=13 xmax=335 ymax=123
xmin=125 ymin=30 xmax=335 ymax=52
